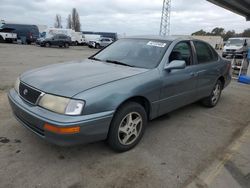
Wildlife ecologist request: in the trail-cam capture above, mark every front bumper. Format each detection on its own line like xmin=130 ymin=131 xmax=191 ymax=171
xmin=8 ymin=89 xmax=114 ymax=146
xmin=222 ymin=51 xmax=244 ymax=57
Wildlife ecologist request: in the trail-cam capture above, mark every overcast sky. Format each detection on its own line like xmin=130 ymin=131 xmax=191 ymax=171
xmin=0 ymin=0 xmax=249 ymax=35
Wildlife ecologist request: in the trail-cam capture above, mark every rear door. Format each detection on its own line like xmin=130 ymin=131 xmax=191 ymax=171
xmin=51 ymin=35 xmax=58 ymax=45
xmin=192 ymin=40 xmax=221 ymax=99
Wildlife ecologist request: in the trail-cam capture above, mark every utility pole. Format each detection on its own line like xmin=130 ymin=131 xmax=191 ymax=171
xmin=159 ymin=0 xmax=171 ymax=36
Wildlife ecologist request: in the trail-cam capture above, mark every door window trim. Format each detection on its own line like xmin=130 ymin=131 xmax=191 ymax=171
xmin=168 ymin=40 xmax=195 ymax=67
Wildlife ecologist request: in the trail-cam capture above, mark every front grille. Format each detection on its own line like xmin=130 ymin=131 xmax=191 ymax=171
xmin=14 ymin=111 xmax=45 ymax=136
xmin=226 ymin=49 xmax=236 ymax=52
xmin=19 ymin=82 xmax=42 ymax=104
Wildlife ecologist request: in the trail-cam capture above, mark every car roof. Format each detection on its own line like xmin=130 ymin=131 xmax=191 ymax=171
xmin=124 ymin=35 xmax=195 ymax=42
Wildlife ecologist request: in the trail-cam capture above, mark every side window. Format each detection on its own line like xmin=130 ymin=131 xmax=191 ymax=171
xmin=169 ymin=41 xmax=192 ymax=66
xmin=194 ymin=41 xmax=216 ymax=64
xmin=58 ymin=35 xmax=66 ymax=39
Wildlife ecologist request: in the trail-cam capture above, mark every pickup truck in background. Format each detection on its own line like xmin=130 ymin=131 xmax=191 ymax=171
xmin=0 ymin=28 xmax=17 ymax=43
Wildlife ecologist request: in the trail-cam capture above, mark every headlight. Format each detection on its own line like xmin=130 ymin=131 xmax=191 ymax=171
xmin=38 ymin=94 xmax=85 ymax=115
xmin=14 ymin=77 xmax=20 ymax=93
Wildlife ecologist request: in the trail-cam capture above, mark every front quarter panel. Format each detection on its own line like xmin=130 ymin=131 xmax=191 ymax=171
xmin=74 ymin=68 xmax=161 ymax=119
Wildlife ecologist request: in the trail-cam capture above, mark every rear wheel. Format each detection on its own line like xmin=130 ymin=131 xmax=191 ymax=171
xmin=202 ymin=80 xmax=222 ymax=107
xmin=108 ymin=102 xmax=147 ymax=152
xmin=45 ymin=42 xmax=50 ymax=47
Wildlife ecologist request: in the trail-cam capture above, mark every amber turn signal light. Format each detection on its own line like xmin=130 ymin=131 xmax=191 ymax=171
xmin=44 ymin=123 xmax=80 ymax=134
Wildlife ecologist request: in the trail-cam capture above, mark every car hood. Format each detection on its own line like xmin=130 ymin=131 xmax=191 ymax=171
xmin=20 ymin=59 xmax=148 ymax=97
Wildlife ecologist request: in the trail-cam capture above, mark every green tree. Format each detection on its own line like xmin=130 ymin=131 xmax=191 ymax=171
xmin=71 ymin=8 xmax=81 ymax=32
xmin=223 ymin=30 xmax=236 ymax=41
xmin=191 ymin=29 xmax=207 ymax=36
xmin=211 ymin=27 xmax=225 ymax=36
xmin=54 ymin=14 xmax=62 ymax=28
xmin=242 ymin=29 xmax=250 ymax=37
xmin=67 ymin=14 xmax=72 ymax=29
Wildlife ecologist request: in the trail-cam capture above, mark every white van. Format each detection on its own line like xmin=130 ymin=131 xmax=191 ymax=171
xmin=222 ymin=37 xmax=250 ymax=57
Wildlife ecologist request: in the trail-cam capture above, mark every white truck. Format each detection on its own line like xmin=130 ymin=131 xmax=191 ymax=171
xmin=222 ymin=37 xmax=250 ymax=58
xmin=39 ymin=28 xmax=85 ymax=45
xmin=0 ymin=22 xmax=17 ymax=43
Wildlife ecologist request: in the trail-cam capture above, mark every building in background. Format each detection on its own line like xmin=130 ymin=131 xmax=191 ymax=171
xmin=82 ymin=31 xmax=117 ymax=41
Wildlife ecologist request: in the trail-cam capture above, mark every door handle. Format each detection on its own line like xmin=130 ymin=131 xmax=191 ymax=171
xmin=190 ymin=72 xmax=198 ymax=77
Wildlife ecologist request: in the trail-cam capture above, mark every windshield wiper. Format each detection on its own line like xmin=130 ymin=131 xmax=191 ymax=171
xmin=89 ymin=57 xmax=101 ymax=61
xmin=105 ymin=60 xmax=134 ymax=67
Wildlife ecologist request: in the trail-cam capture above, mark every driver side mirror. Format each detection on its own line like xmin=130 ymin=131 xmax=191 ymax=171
xmin=164 ymin=60 xmax=186 ymax=71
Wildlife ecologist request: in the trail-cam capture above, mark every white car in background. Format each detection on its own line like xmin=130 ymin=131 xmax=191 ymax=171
xmin=88 ymin=37 xmax=113 ymax=48
xmin=222 ymin=37 xmax=250 ymax=58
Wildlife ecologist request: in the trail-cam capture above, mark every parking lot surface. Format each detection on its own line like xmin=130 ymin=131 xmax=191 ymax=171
xmin=0 ymin=43 xmax=250 ymax=188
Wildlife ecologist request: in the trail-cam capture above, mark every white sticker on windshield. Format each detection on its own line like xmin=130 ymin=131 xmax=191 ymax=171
xmin=147 ymin=41 xmax=166 ymax=48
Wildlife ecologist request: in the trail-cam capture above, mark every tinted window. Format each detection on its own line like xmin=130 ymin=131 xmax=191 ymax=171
xmin=194 ymin=41 xmax=216 ymax=64
xmin=169 ymin=42 xmax=192 ymax=66
xmin=59 ymin=35 xmax=66 ymax=39
xmin=209 ymin=46 xmax=219 ymax=61
xmin=94 ymin=39 xmax=171 ymax=69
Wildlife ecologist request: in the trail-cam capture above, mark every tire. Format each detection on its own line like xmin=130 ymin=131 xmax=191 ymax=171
xmin=0 ymin=36 xmax=5 ymax=43
xmin=201 ymin=80 xmax=222 ymax=107
xmin=108 ymin=102 xmax=147 ymax=152
xmin=95 ymin=43 xmax=100 ymax=49
xmin=64 ymin=42 xmax=69 ymax=48
xmin=45 ymin=42 xmax=50 ymax=47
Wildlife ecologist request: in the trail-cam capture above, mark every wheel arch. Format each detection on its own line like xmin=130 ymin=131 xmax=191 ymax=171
xmin=115 ymin=96 xmax=152 ymax=120
xmin=218 ymin=76 xmax=225 ymax=89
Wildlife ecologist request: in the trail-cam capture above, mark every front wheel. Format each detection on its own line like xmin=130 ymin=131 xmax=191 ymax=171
xmin=95 ymin=43 xmax=100 ymax=49
xmin=64 ymin=42 xmax=69 ymax=48
xmin=108 ymin=102 xmax=147 ymax=152
xmin=201 ymin=80 xmax=222 ymax=107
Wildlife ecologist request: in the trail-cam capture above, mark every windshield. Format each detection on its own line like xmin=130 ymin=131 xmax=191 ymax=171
xmin=93 ymin=38 xmax=171 ymax=69
xmin=226 ymin=39 xmax=244 ymax=46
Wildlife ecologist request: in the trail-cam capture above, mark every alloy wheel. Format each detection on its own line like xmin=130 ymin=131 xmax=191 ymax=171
xmin=211 ymin=83 xmax=221 ymax=105
xmin=118 ymin=112 xmax=142 ymax=145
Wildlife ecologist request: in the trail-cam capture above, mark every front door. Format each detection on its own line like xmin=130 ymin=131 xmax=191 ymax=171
xmin=158 ymin=41 xmax=198 ymax=116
